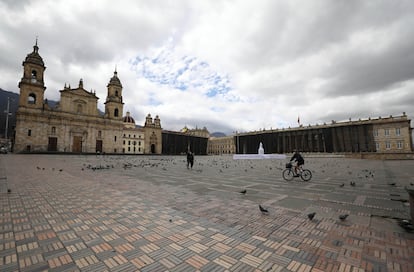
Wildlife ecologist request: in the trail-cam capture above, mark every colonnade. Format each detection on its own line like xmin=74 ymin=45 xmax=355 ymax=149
xmin=236 ymin=124 xmax=375 ymax=154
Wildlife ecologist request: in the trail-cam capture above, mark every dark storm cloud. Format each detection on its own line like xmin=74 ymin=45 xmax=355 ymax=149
xmin=322 ymin=25 xmax=414 ymax=96
xmin=0 ymin=0 xmax=32 ymax=10
xmin=241 ymin=1 xmax=414 ymax=67
xmin=1 ymin=0 xmax=414 ymax=133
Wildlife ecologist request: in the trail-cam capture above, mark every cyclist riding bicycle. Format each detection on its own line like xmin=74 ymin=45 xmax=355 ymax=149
xmin=290 ymin=150 xmax=304 ymax=177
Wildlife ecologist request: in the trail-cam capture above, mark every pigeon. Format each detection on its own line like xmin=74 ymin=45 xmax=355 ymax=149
xmin=339 ymin=183 xmax=345 ymax=187
xmin=350 ymin=181 xmax=356 ymax=187
xmin=307 ymin=212 xmax=316 ymax=221
xmin=398 ymin=219 xmax=414 ymax=232
xmin=339 ymin=214 xmax=349 ymax=221
xmin=240 ymin=189 xmax=247 ymax=195
xmin=259 ymin=205 xmax=269 ymax=214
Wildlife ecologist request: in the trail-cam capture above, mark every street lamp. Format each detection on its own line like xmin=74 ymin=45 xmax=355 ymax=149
xmin=4 ymin=97 xmax=12 ymax=140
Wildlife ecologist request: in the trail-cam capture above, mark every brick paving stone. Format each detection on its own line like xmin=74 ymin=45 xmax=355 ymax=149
xmin=170 ymin=261 xmax=198 ymax=272
xmin=0 ymin=263 xmax=19 ymax=272
xmin=231 ymin=261 xmax=256 ymax=272
xmin=43 ymin=248 xmax=69 ymax=260
xmin=140 ymin=261 xmax=169 ymax=272
xmin=200 ymin=261 xmax=228 ymax=272
xmin=226 ymin=248 xmax=246 ymax=260
xmin=106 ymin=262 xmax=137 ymax=272
xmin=185 ymin=254 xmax=209 ymax=269
xmin=69 ymin=248 xmax=97 ymax=260
xmin=20 ymin=262 xmax=50 ymax=272
xmin=79 ymin=262 xmax=107 ymax=272
xmin=1 ymin=155 xmax=414 ymax=271
xmin=147 ymin=248 xmax=171 ymax=260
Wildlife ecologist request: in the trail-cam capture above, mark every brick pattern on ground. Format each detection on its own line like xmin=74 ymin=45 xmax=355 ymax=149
xmin=1 ymin=155 xmax=413 ymax=271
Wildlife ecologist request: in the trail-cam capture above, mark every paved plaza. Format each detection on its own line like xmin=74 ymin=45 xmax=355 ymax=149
xmin=1 ymin=154 xmax=414 ymax=272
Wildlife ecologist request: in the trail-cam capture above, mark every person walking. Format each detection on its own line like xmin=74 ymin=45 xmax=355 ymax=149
xmin=187 ymin=151 xmax=194 ymax=169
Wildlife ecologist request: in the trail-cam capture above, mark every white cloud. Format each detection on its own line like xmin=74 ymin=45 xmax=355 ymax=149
xmin=1 ymin=0 xmax=414 ymax=134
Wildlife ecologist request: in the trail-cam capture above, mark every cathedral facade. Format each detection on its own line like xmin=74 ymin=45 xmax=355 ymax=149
xmin=14 ymin=42 xmax=162 ymax=154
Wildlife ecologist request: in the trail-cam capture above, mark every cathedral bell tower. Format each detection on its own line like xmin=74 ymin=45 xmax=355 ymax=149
xmin=18 ymin=39 xmax=46 ymax=109
xmin=104 ymin=70 xmax=124 ymax=119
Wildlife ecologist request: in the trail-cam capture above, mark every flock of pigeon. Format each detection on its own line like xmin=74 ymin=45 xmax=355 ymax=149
xmin=19 ymin=156 xmax=413 ymax=232
xmin=240 ymin=189 xmax=350 ymax=223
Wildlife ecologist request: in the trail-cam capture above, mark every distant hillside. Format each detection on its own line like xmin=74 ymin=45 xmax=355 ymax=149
xmin=0 ymin=89 xmax=63 ymax=139
xmin=210 ymin=132 xmax=226 ymax=137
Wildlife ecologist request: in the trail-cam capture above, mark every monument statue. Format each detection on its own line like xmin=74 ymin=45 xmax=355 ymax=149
xmin=233 ymin=141 xmax=286 ymax=160
xmin=258 ymin=142 xmax=264 ymax=154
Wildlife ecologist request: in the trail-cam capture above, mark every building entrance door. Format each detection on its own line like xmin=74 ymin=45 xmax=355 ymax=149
xmin=72 ymin=136 xmax=82 ymax=153
xmin=48 ymin=137 xmax=57 ymax=151
xmin=96 ymin=140 xmax=103 ymax=153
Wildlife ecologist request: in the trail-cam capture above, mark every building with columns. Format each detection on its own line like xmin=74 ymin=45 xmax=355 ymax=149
xmin=14 ymin=42 xmax=162 ymax=154
xmin=233 ymin=114 xmax=413 ymax=156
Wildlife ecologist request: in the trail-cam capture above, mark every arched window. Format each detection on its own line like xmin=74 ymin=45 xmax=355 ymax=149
xmin=115 ymin=90 xmax=119 ymax=97
xmin=28 ymin=93 xmax=36 ymax=104
xmin=77 ymin=104 xmax=82 ymax=114
xmin=114 ymin=108 xmax=119 ymax=117
xmin=31 ymin=70 xmax=37 ymax=78
xmin=51 ymin=127 xmax=56 ymax=135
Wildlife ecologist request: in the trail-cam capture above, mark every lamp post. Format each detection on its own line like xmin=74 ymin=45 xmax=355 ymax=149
xmin=4 ymin=97 xmax=12 ymax=140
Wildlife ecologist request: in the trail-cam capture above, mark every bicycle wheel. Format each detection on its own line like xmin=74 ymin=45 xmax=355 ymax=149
xmin=282 ymin=169 xmax=294 ymax=181
xmin=300 ymin=169 xmax=312 ymax=181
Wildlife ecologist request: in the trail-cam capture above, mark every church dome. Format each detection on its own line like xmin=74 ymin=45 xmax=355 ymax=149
xmin=24 ymin=43 xmax=44 ymax=67
xmin=108 ymin=71 xmax=122 ymax=87
xmin=123 ymin=112 xmax=135 ymax=124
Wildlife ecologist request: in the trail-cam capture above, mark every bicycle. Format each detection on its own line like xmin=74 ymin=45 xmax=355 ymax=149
xmin=282 ymin=162 xmax=312 ymax=181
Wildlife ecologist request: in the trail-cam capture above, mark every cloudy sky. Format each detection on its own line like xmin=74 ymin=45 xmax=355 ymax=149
xmin=1 ymin=0 xmax=413 ymax=135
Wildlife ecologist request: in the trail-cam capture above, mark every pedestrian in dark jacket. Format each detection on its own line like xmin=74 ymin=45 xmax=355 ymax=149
xmin=187 ymin=151 xmax=194 ymax=169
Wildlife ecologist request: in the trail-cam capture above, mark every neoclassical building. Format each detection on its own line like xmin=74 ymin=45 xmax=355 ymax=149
xmin=233 ymin=114 xmax=413 ymax=155
xmin=208 ymin=136 xmax=235 ymax=155
xmin=206 ymin=114 xmax=413 ymax=159
xmin=14 ymin=42 xmax=162 ymax=154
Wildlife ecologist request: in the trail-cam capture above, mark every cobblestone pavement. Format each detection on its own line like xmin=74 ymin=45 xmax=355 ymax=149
xmin=1 ymin=154 xmax=413 ymax=272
